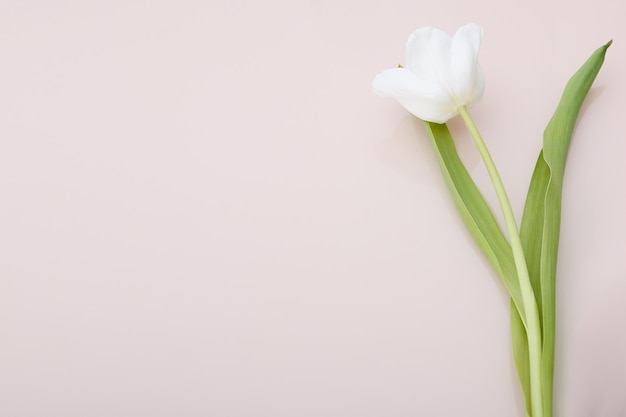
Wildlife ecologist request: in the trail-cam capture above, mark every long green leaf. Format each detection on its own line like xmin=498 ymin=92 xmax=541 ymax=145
xmin=425 ymin=122 xmax=533 ymax=412
xmin=519 ymin=41 xmax=611 ymax=417
xmin=423 ymin=122 xmax=525 ymax=320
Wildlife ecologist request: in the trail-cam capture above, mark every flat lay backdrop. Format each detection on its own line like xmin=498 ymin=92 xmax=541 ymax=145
xmin=1 ymin=1 xmax=625 ymax=416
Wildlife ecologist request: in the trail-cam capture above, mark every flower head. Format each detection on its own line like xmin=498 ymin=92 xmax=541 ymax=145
xmin=372 ymin=23 xmax=485 ymax=123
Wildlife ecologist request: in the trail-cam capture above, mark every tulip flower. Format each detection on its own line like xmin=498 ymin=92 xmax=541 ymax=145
xmin=372 ymin=23 xmax=484 ymax=123
xmin=372 ymin=22 xmax=611 ymax=417
xmin=374 ymin=24 xmax=546 ymax=417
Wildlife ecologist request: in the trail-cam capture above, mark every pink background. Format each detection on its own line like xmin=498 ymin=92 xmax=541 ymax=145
xmin=1 ymin=1 xmax=625 ymax=416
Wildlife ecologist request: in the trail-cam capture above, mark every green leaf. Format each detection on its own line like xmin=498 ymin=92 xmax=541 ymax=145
xmin=424 ymin=122 xmax=533 ymax=413
xmin=519 ymin=41 xmax=611 ymax=417
xmin=423 ymin=122 xmax=525 ymax=321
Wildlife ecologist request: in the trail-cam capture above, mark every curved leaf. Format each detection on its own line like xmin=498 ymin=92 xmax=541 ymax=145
xmin=423 ymin=122 xmax=525 ymax=320
xmin=519 ymin=41 xmax=611 ymax=417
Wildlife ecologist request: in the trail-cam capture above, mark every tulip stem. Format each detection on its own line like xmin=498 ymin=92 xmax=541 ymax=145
xmin=457 ymin=106 xmax=543 ymax=417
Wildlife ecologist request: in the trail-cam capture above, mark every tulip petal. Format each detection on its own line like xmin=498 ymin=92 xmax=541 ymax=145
xmin=372 ymin=67 xmax=457 ymax=123
xmin=450 ymin=23 xmax=485 ymax=106
xmin=405 ymin=27 xmax=453 ymax=87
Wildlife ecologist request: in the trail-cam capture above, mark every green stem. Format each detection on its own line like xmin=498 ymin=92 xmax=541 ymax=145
xmin=457 ymin=106 xmax=543 ymax=417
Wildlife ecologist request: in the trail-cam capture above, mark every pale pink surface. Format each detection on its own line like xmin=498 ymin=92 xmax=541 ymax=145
xmin=1 ymin=1 xmax=625 ymax=416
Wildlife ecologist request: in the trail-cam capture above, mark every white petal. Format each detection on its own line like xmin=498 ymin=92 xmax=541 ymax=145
xmin=372 ymin=67 xmax=457 ymax=123
xmin=397 ymin=96 xmax=458 ymax=124
xmin=372 ymin=67 xmax=421 ymax=97
xmin=450 ymin=23 xmax=485 ymax=105
xmin=405 ymin=26 xmax=453 ymax=85
xmin=467 ymin=65 xmax=485 ymax=108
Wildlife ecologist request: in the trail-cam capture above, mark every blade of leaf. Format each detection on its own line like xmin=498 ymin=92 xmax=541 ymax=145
xmin=424 ymin=121 xmax=534 ymax=413
xmin=423 ymin=122 xmax=525 ymax=320
xmin=520 ymin=41 xmax=611 ymax=417
xmin=424 ymin=122 xmax=524 ymax=318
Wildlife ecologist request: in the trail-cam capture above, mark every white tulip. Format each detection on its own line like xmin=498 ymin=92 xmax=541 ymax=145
xmin=372 ymin=23 xmax=485 ymax=123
